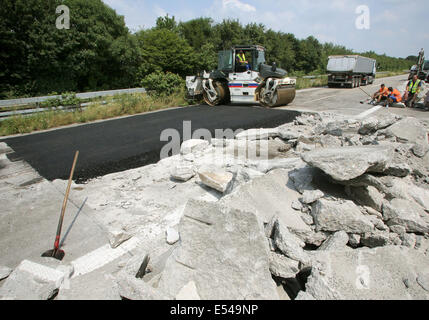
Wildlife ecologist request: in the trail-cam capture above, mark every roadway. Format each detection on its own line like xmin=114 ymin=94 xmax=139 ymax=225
xmin=1 ymin=75 xmax=427 ymax=182
xmin=0 ymin=106 xmax=300 ymax=181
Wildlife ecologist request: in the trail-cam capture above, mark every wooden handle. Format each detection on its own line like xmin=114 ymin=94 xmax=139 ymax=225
xmin=54 ymin=151 xmax=79 ymax=249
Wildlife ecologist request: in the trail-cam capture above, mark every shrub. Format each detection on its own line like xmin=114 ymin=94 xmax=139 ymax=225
xmin=141 ymin=72 xmax=185 ymax=97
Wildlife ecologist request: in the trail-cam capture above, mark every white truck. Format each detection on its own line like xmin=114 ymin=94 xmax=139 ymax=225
xmin=327 ymin=55 xmax=377 ymax=88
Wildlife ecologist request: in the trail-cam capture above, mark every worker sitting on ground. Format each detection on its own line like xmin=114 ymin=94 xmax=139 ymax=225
xmin=403 ymin=75 xmax=423 ymax=108
xmin=236 ymin=50 xmax=251 ymax=71
xmin=386 ymin=87 xmax=402 ymax=108
xmin=371 ymin=84 xmax=389 ymax=105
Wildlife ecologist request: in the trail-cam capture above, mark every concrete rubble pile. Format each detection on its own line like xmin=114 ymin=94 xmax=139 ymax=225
xmin=1 ymin=112 xmax=429 ymax=300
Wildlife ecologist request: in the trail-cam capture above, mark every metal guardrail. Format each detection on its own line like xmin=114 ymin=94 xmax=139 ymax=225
xmin=0 ymin=88 xmax=146 ymax=121
xmin=0 ymin=88 xmax=146 ymax=108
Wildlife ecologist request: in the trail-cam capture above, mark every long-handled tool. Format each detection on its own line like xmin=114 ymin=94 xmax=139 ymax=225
xmin=359 ymin=87 xmax=375 ymax=104
xmin=42 ymin=151 xmax=79 ymax=261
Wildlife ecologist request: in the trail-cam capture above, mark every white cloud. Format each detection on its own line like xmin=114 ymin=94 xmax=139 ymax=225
xmin=222 ymin=0 xmax=256 ymax=13
xmin=153 ymin=4 xmax=167 ymax=18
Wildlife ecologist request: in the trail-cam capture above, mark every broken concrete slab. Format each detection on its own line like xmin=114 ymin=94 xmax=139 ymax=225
xmin=166 ymin=227 xmax=180 ymax=245
xmin=221 ymin=169 xmax=312 ymax=239
xmin=298 ymin=246 xmax=429 ymax=300
xmin=345 ymin=185 xmax=384 ymax=212
xmin=0 ymin=260 xmax=65 ymax=300
xmin=176 ymin=281 xmax=201 ymax=300
xmin=301 ymin=145 xmax=393 ymax=181
xmin=116 ymin=272 xmax=171 ymax=300
xmin=273 ymin=219 xmax=309 ymax=265
xmin=171 ymin=164 xmax=195 ymax=182
xmin=361 ymin=231 xmax=390 ymax=248
xmin=180 ymin=139 xmax=210 ymax=156
xmin=235 ymin=128 xmax=279 ymax=141
xmin=382 ymin=199 xmax=429 ymax=234
xmin=320 ymin=135 xmax=342 ymax=148
xmin=156 ymin=200 xmax=279 ymax=300
xmin=317 ymin=231 xmax=349 ymax=251
xmin=108 ymin=229 xmax=132 ymax=249
xmin=385 ymin=117 xmax=428 ymax=145
xmin=348 ymin=234 xmax=361 ymax=247
xmin=312 ymin=199 xmax=374 ymax=234
xmin=299 ymin=190 xmax=324 ymax=205
xmin=269 ymin=252 xmax=300 ymax=279
xmin=401 ymin=233 xmax=417 ymax=248
xmin=198 ymin=170 xmax=233 ymax=193
xmin=289 ymin=166 xmax=318 ymax=194
xmin=358 ymin=117 xmax=379 ymax=135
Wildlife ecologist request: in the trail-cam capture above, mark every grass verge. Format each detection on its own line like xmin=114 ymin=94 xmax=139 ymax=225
xmin=295 ymin=76 xmax=328 ymax=90
xmin=0 ymin=91 xmax=187 ymax=137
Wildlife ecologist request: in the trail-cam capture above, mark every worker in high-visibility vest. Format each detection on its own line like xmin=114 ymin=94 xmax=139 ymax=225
xmin=387 ymin=87 xmax=402 ymax=108
xmin=404 ymin=75 xmax=423 ymax=108
xmin=236 ymin=50 xmax=250 ymax=71
xmin=371 ymin=84 xmax=389 ymax=104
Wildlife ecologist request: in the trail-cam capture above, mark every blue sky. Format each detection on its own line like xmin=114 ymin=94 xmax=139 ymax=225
xmin=102 ymin=0 xmax=428 ymax=59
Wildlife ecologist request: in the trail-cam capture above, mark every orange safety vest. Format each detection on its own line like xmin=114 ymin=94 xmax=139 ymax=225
xmin=379 ymin=87 xmax=389 ymax=96
xmin=390 ymin=89 xmax=402 ymax=102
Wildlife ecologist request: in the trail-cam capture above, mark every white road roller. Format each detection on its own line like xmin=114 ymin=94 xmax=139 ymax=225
xmin=186 ymin=45 xmax=296 ymax=107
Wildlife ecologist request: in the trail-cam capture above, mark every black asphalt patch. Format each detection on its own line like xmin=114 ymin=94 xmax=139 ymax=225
xmin=1 ymin=105 xmax=300 ymax=182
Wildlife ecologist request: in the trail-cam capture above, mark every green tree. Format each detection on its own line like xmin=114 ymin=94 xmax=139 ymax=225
xmin=0 ymin=0 xmax=140 ymax=97
xmin=155 ymin=14 xmax=178 ymax=32
xmin=136 ymin=28 xmax=197 ymax=77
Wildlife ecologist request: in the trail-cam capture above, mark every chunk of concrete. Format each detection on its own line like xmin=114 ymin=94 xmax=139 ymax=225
xmin=300 ymin=190 xmax=324 ymax=205
xmin=220 ymin=169 xmax=312 ymax=239
xmin=385 ymin=117 xmax=428 ymax=144
xmin=289 ymin=166 xmax=318 ymax=194
xmin=312 ymin=199 xmax=374 ymax=233
xmin=166 ymin=227 xmax=180 ymax=245
xmin=171 ymin=164 xmax=195 ymax=182
xmin=156 ymin=200 xmax=279 ymax=300
xmin=108 ymin=229 xmax=132 ymax=249
xmin=269 ymin=252 xmax=300 ymax=279
xmin=235 ymin=128 xmax=279 ymax=141
xmin=298 ymin=246 xmax=429 ymax=300
xmin=318 ymin=231 xmax=349 ymax=251
xmin=301 ymin=145 xmax=393 ymax=181
xmin=0 ymin=260 xmax=65 ymax=300
xmin=382 ymin=199 xmax=429 ymax=233
xmin=181 ymin=139 xmax=210 ymax=155
xmin=348 ymin=234 xmax=361 ymax=247
xmin=358 ymin=117 xmax=379 ymax=135
xmin=116 ymin=272 xmax=171 ymax=300
xmin=401 ymin=233 xmax=417 ymax=248
xmin=273 ymin=218 xmax=309 ymax=265
xmin=361 ymin=231 xmax=390 ymax=248
xmin=345 ymin=185 xmax=384 ymax=212
xmin=176 ymin=281 xmax=201 ymax=300
xmin=198 ymin=170 xmax=233 ymax=193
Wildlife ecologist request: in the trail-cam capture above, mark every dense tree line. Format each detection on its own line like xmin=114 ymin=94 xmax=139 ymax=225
xmin=0 ymin=0 xmax=414 ymax=98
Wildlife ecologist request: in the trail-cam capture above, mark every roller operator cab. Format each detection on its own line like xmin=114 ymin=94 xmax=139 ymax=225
xmin=186 ymin=45 xmax=296 ymax=107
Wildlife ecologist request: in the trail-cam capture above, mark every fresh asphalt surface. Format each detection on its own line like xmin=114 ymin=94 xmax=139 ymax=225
xmin=1 ymin=105 xmax=300 ymax=181
xmin=2 ymin=75 xmax=423 ymax=182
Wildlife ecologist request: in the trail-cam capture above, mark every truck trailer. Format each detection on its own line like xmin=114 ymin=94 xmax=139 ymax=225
xmin=327 ymin=55 xmax=377 ymax=88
